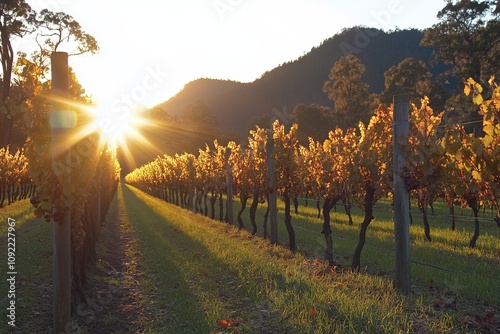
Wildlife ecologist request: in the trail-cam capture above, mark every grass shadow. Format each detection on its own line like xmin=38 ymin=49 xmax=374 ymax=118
xmin=0 ymin=200 xmax=53 ymax=333
xmin=121 ymin=184 xmax=301 ymax=333
xmin=234 ymin=197 xmax=499 ymax=306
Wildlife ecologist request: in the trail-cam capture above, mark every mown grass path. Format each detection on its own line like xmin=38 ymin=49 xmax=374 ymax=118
xmin=117 ymin=183 xmax=300 ymax=333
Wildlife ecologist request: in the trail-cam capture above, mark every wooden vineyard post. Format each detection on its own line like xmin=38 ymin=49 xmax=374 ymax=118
xmin=393 ymin=94 xmax=411 ymax=294
xmin=266 ymin=130 xmax=278 ymax=244
xmin=225 ymin=147 xmax=234 ymax=224
xmin=188 ymin=158 xmax=195 ymax=212
xmin=50 ymin=52 xmax=72 ymax=333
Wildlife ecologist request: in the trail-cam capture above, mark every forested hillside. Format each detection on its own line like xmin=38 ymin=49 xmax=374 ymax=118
xmin=156 ymin=27 xmax=450 ymax=133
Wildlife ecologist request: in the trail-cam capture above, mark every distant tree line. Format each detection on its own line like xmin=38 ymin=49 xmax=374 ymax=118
xmin=286 ymin=0 xmax=499 ymax=144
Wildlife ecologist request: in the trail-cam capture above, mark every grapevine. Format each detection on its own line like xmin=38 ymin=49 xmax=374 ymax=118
xmin=0 ymin=146 xmax=34 ymax=208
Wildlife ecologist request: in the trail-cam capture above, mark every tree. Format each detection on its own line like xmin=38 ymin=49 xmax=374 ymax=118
xmin=248 ymin=113 xmax=273 ymax=131
xmin=381 ymin=57 xmax=432 ymax=105
xmin=291 ymin=103 xmax=334 ymax=144
xmin=1 ymin=6 xmax=98 ymax=147
xmin=35 ymin=9 xmax=98 ymax=56
xmin=149 ymin=106 xmax=169 ymax=122
xmin=421 ymin=0 xmax=500 ymax=87
xmin=0 ymin=51 xmax=92 ymax=152
xmin=322 ymin=55 xmax=371 ymax=128
xmin=0 ymin=0 xmax=34 ymax=147
xmin=180 ymin=100 xmax=219 ymax=153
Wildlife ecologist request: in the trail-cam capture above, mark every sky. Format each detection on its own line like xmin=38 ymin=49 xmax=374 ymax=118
xmin=19 ymin=0 xmax=446 ymax=112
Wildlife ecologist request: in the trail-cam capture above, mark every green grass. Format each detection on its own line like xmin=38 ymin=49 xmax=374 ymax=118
xmin=119 ymin=184 xmax=499 ymax=333
xmin=1 ymin=186 xmax=498 ymax=333
xmin=271 ymin=197 xmax=500 ymax=305
xmin=0 ymin=199 xmax=53 ymax=333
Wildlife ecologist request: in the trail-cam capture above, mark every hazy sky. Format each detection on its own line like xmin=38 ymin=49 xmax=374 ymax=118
xmin=21 ymin=0 xmax=445 ymax=111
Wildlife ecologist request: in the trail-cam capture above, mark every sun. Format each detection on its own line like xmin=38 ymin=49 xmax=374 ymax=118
xmin=45 ymin=95 xmax=162 ymax=172
xmin=86 ymin=101 xmax=162 ymax=169
xmin=91 ymin=103 xmax=139 ymax=148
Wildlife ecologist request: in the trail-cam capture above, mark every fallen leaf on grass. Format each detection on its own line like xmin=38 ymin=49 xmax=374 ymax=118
xmin=217 ymin=318 xmax=243 ymax=329
xmin=218 ymin=319 xmax=230 ymax=328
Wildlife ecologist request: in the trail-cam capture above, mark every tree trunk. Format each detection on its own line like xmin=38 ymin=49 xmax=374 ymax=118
xmin=0 ymin=182 xmax=5 ymax=208
xmin=194 ymin=190 xmax=199 ymax=212
xmin=13 ymin=184 xmax=19 ymax=202
xmin=1 ymin=32 xmax=14 ymax=148
xmin=249 ymin=192 xmax=259 ymax=235
xmin=293 ymin=197 xmax=299 ymax=214
xmin=219 ymin=189 xmax=224 ymax=221
xmin=263 ymin=194 xmax=270 ymax=238
xmin=449 ymin=204 xmax=456 ymax=231
xmin=420 ymin=204 xmax=432 ymax=242
xmin=469 ymin=204 xmax=480 ymax=248
xmin=7 ymin=185 xmax=12 ymax=205
xmin=181 ymin=192 xmax=187 ymax=208
xmin=322 ymin=198 xmax=337 ymax=265
xmin=343 ymin=199 xmax=353 ymax=225
xmin=283 ymin=192 xmax=296 ymax=251
xmin=203 ymin=191 xmax=208 ymax=216
xmin=30 ymin=184 xmax=36 ymax=199
xmin=494 ymin=215 xmax=500 ymax=231
xmin=1 ymin=117 xmax=13 ymax=148
xmin=316 ymin=200 xmax=321 ymax=219
xmin=210 ymin=190 xmax=216 ymax=219
xmin=352 ymin=183 xmax=375 ymax=271
xmin=225 ymin=201 xmax=229 ymax=223
xmin=19 ymin=183 xmax=25 ymax=200
xmin=197 ymin=190 xmax=203 ymax=213
xmin=237 ymin=194 xmax=247 ymax=230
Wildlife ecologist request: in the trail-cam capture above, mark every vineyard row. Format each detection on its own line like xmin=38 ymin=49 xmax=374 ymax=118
xmin=125 ymin=81 xmax=500 ymax=269
xmin=0 ymin=147 xmax=35 ymax=208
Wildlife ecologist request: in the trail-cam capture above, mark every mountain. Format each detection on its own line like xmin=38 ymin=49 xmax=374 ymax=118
xmin=117 ymin=26 xmax=453 ymax=173
xmin=156 ymin=27 xmax=446 ymax=134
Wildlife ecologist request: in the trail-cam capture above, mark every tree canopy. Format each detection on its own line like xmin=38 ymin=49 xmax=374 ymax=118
xmin=381 ymin=57 xmax=432 ymax=105
xmin=0 ymin=3 xmax=98 ymax=147
xmin=322 ymin=55 xmax=371 ymax=127
xmin=421 ymin=0 xmax=500 ymax=86
xmin=0 ymin=0 xmax=35 ymax=146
